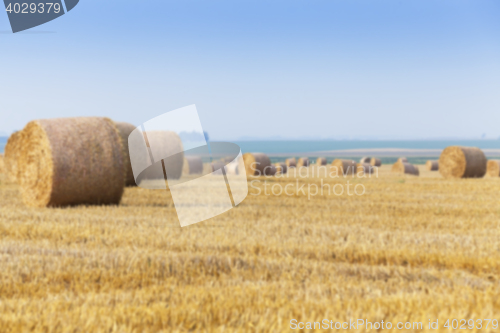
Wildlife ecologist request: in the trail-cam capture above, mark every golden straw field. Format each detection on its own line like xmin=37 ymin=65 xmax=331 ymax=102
xmin=1 ymin=165 xmax=500 ymax=332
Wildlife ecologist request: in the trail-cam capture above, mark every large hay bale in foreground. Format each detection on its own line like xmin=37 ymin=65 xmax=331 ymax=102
xmin=360 ymin=157 xmax=371 ymax=164
xmin=141 ymin=131 xmax=184 ymax=180
xmin=0 ymin=154 xmax=3 ymax=174
xmin=487 ymin=160 xmax=500 ymax=177
xmin=286 ymin=158 xmax=297 ymax=168
xmin=316 ymin=157 xmax=327 ymax=166
xmin=439 ymin=146 xmax=486 ymax=179
xmin=17 ymin=117 xmax=125 ymax=207
xmin=275 ymin=162 xmax=287 ymax=175
xmin=392 ymin=161 xmax=419 ymax=176
xmin=426 ymin=160 xmax=439 ymax=171
xmin=4 ymin=131 xmax=22 ymax=182
xmin=370 ymin=157 xmax=382 ymax=167
xmin=357 ymin=163 xmax=374 ymax=175
xmin=243 ymin=153 xmax=271 ymax=176
xmin=398 ymin=157 xmax=408 ymax=163
xmin=115 ymin=122 xmax=137 ymax=186
xmin=297 ymin=157 xmax=310 ymax=167
xmin=332 ymin=159 xmax=357 ymax=176
xmin=183 ymin=156 xmax=203 ymax=175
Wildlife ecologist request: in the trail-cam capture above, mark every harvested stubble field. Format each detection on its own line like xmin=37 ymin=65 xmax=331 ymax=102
xmin=1 ymin=165 xmax=500 ymax=332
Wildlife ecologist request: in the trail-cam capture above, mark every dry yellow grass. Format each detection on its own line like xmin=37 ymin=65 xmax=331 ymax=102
xmin=1 ymin=165 xmax=500 ymax=332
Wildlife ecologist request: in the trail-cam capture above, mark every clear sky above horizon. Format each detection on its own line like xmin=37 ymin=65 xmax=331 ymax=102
xmin=0 ymin=0 xmax=499 ymax=140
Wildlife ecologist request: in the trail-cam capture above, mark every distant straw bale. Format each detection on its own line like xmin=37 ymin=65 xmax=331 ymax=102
xmin=275 ymin=163 xmax=287 ymax=175
xmin=357 ymin=163 xmax=374 ymax=175
xmin=439 ymin=146 xmax=486 ymax=179
xmin=392 ymin=161 xmax=419 ymax=176
xmin=17 ymin=117 xmax=125 ymax=208
xmin=316 ymin=157 xmax=327 ymax=166
xmin=487 ymin=160 xmax=500 ymax=177
xmin=360 ymin=157 xmax=371 ymax=164
xmin=115 ymin=122 xmax=137 ymax=186
xmin=297 ymin=157 xmax=310 ymax=167
xmin=286 ymin=158 xmax=297 ymax=168
xmin=243 ymin=153 xmax=271 ymax=176
xmin=370 ymin=157 xmax=382 ymax=167
xmin=4 ymin=131 xmax=22 ymax=182
xmin=398 ymin=157 xmax=408 ymax=163
xmin=265 ymin=165 xmax=277 ymax=176
xmin=141 ymin=131 xmax=184 ymax=180
xmin=426 ymin=160 xmax=439 ymax=171
xmin=332 ymin=159 xmax=357 ymax=176
xmin=183 ymin=156 xmax=203 ymax=175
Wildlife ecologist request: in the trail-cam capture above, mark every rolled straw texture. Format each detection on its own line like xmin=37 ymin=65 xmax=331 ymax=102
xmin=297 ymin=157 xmax=310 ymax=167
xmin=391 ymin=161 xmax=419 ymax=176
xmin=486 ymin=160 xmax=500 ymax=177
xmin=243 ymin=153 xmax=271 ymax=176
xmin=316 ymin=157 xmax=327 ymax=166
xmin=18 ymin=117 xmax=125 ymax=207
xmin=183 ymin=156 xmax=204 ymax=175
xmin=275 ymin=163 xmax=287 ymax=175
xmin=370 ymin=157 xmax=382 ymax=167
xmin=439 ymin=146 xmax=486 ymax=179
xmin=426 ymin=160 xmax=439 ymax=171
xmin=286 ymin=158 xmax=297 ymax=168
xmin=332 ymin=159 xmax=357 ymax=176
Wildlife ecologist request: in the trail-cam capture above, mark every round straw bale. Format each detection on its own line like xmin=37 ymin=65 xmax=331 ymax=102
xmin=360 ymin=157 xmax=371 ymax=164
xmin=4 ymin=131 xmax=22 ymax=182
xmin=275 ymin=162 xmax=287 ymax=175
xmin=391 ymin=162 xmax=419 ymax=176
xmin=297 ymin=157 xmax=310 ymax=167
xmin=264 ymin=165 xmax=277 ymax=176
xmin=486 ymin=160 xmax=500 ymax=177
xmin=316 ymin=157 xmax=327 ymax=166
xmin=115 ymin=122 xmax=137 ymax=186
xmin=141 ymin=131 xmax=184 ymax=180
xmin=397 ymin=157 xmax=408 ymax=163
xmin=0 ymin=154 xmax=3 ymax=174
xmin=357 ymin=163 xmax=374 ymax=175
xmin=426 ymin=160 xmax=439 ymax=171
xmin=439 ymin=146 xmax=486 ymax=179
xmin=332 ymin=159 xmax=357 ymax=176
xmin=183 ymin=156 xmax=203 ymax=175
xmin=370 ymin=157 xmax=382 ymax=167
xmin=17 ymin=117 xmax=125 ymax=207
xmin=286 ymin=158 xmax=297 ymax=168
xmin=243 ymin=153 xmax=271 ymax=176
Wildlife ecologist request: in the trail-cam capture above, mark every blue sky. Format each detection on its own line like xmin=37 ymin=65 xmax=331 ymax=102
xmin=0 ymin=0 xmax=499 ymax=140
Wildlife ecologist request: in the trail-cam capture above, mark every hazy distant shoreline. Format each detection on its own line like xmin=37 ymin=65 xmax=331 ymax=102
xmin=270 ymin=148 xmax=500 ymax=158
xmin=2 ymin=138 xmax=500 ymax=157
